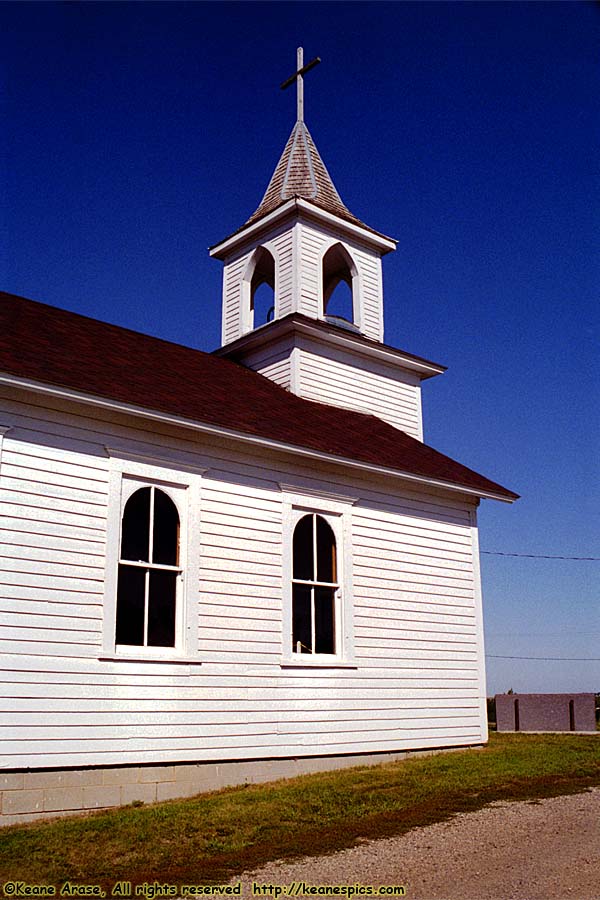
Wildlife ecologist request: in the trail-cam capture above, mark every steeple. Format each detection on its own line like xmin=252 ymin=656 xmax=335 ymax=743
xmin=210 ymin=48 xmax=396 ymax=335
xmin=209 ymin=51 xmax=433 ymax=432
xmin=244 ymin=47 xmax=388 ymax=238
xmin=209 ymin=49 xmax=441 ymax=441
xmin=244 ymin=119 xmax=376 ymax=235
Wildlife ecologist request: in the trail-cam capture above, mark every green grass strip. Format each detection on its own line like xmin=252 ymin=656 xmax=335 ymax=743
xmin=1 ymin=733 xmax=599 ymax=888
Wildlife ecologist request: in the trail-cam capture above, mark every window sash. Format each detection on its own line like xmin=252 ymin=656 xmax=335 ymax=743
xmin=292 ymin=583 xmax=337 ymax=655
xmin=116 ymin=563 xmax=182 ymax=648
xmin=292 ymin=513 xmax=339 ymax=655
xmin=116 ymin=484 xmax=182 ymax=649
xmin=118 ymin=559 xmax=182 ymax=573
xmin=103 ymin=452 xmax=204 ymax=660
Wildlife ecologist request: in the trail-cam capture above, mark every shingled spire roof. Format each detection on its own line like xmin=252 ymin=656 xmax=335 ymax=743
xmin=244 ymin=120 xmax=389 ymax=238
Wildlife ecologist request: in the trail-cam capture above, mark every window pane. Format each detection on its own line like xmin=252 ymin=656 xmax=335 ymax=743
xmin=121 ymin=487 xmax=151 ymax=562
xmin=293 ymin=514 xmax=314 ymax=581
xmin=153 ymin=489 xmax=180 ymax=566
xmin=292 ymin=583 xmax=312 ymax=653
xmin=315 ymin=587 xmax=335 ymax=654
xmin=147 ymin=570 xmax=177 ymax=647
xmin=316 ymin=516 xmax=336 ymax=583
xmin=115 ymin=564 xmax=146 ymax=645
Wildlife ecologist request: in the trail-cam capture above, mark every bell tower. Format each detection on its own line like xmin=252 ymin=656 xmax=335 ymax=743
xmin=210 ymin=50 xmax=444 ymax=442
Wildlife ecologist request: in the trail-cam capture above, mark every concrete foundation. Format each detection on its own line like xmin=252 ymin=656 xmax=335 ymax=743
xmin=0 ymin=744 xmax=477 ymax=827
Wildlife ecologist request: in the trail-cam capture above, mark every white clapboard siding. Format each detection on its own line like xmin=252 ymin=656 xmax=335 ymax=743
xmin=222 ymin=254 xmax=247 ymax=345
xmin=270 ymin=228 xmax=295 ymax=317
xmin=238 ymin=346 xmax=292 ymax=390
xmin=0 ymin=528 xmax=105 ymax=556
xmin=0 ymin=543 xmax=104 ymax=570
xmin=298 ymin=345 xmax=422 ymax=439
xmin=355 ymin=621 xmax=478 ymax=641
xmin=296 ymin=222 xmax=384 ymax=342
xmin=297 ymin=224 xmax=322 ymax=319
xmin=0 ymin=729 xmax=483 ymax=770
xmin=2 ymin=475 xmax=106 ymax=509
xmin=0 ymin=500 xmax=105 ymax=532
xmin=0 ymin=584 xmax=103 ymax=607
xmin=0 ymin=387 xmax=486 ymax=771
xmin=221 ymin=226 xmax=295 ymax=344
xmin=216 ymin=220 xmax=366 ymax=327
xmin=353 ymin=246 xmax=383 ymax=341
xmin=0 ymin=668 xmax=482 ymax=698
xmin=0 ymin=694 xmax=480 ymax=714
xmin=238 ymin=335 xmax=295 ymax=390
xmin=0 ymin=623 xmax=101 ymax=645
xmin=0 ymin=607 xmax=101 ymax=630
xmin=0 ymin=715 xmax=481 ymax=737
xmin=197 ymin=475 xmax=284 ymax=663
xmin=0 ymin=597 xmax=101 ymax=619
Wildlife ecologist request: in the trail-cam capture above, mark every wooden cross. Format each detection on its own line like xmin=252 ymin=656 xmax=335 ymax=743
xmin=280 ymin=47 xmax=321 ymax=123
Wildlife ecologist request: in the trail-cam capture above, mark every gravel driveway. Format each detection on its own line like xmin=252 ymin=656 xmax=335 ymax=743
xmin=234 ymin=788 xmax=600 ymax=900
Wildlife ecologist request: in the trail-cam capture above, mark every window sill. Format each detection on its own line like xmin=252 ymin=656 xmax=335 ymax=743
xmin=99 ymin=653 xmax=202 ymax=666
xmin=280 ymin=657 xmax=358 ymax=669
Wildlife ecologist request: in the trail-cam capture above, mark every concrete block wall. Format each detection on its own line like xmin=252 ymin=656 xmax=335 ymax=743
xmin=0 ymin=745 xmax=473 ymax=827
xmin=495 ymin=692 xmax=597 ymax=733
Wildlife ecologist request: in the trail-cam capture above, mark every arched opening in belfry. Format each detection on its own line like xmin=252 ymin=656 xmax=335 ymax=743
xmin=322 ymin=243 xmax=357 ymax=327
xmin=250 ymin=247 xmax=275 ymax=329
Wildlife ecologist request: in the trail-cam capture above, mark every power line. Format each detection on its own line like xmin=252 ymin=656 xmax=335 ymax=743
xmin=487 ymin=654 xmax=600 ymax=662
xmin=481 ymin=551 xmax=600 ymax=560
xmin=487 ymin=628 xmax=600 ymax=638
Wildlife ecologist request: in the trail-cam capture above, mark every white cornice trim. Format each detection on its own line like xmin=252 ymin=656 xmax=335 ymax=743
xmin=210 ymin=199 xmax=396 ymax=259
xmin=0 ymin=372 xmax=516 ymax=503
xmin=279 ymin=482 xmax=359 ymax=507
xmin=217 ymin=315 xmax=445 ymax=380
xmin=210 ymin=201 xmax=297 ymax=258
xmin=104 ymin=445 xmax=207 ymax=474
xmin=295 ymin=200 xmax=397 ymax=252
xmin=294 ymin=318 xmax=444 ymax=378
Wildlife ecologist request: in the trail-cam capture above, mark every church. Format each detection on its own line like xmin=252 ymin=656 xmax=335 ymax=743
xmin=0 ymin=51 xmax=517 ymax=824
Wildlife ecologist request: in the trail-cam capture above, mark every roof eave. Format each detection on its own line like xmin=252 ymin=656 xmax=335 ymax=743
xmin=296 ymin=199 xmax=396 ymax=251
xmin=210 ymin=199 xmax=396 ymax=260
xmin=209 ymin=200 xmax=297 ymax=259
xmin=0 ymin=370 xmax=518 ymax=504
xmin=216 ymin=313 xmax=446 ymax=380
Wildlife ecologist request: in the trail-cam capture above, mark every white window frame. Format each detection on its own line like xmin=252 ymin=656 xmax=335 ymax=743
xmin=318 ymin=240 xmax=363 ymax=332
xmin=241 ymin=243 xmax=279 ymax=335
xmin=102 ymin=449 xmax=203 ymax=661
xmin=280 ymin=485 xmax=356 ymax=668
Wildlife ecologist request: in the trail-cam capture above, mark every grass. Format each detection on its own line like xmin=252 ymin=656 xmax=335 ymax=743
xmin=1 ymin=733 xmax=599 ymax=889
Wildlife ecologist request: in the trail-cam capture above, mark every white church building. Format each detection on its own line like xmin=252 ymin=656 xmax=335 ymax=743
xmin=0 ymin=52 xmax=517 ymax=824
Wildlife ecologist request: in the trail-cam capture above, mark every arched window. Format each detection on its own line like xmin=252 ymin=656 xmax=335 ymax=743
xmin=115 ymin=486 xmax=181 ymax=648
xmin=292 ymin=513 xmax=338 ymax=654
xmin=249 ymin=247 xmax=275 ymax=329
xmin=322 ymin=243 xmax=357 ymax=327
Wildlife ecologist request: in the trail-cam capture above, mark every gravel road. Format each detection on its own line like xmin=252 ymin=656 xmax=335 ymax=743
xmin=234 ymin=788 xmax=600 ymax=900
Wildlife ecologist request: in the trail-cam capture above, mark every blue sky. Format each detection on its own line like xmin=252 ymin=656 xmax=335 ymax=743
xmin=1 ymin=1 xmax=598 ymax=694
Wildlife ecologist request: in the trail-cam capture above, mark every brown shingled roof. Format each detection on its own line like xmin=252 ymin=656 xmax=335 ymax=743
xmin=0 ymin=291 xmax=518 ymax=501
xmin=244 ymin=122 xmax=392 ymax=240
